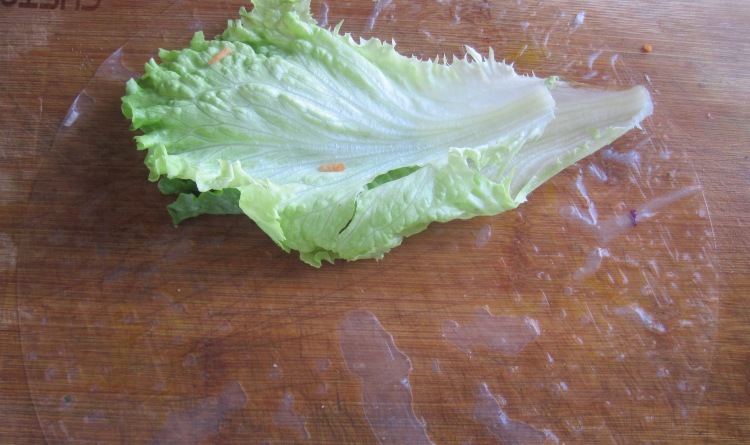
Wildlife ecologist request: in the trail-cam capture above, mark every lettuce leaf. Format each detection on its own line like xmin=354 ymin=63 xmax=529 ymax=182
xmin=122 ymin=0 xmax=652 ymax=266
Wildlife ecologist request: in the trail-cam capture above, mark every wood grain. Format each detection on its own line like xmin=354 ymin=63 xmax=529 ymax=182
xmin=2 ymin=1 xmax=748 ymax=443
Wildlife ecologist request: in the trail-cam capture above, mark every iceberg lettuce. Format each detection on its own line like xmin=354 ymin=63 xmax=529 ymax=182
xmin=122 ymin=0 xmax=652 ymax=266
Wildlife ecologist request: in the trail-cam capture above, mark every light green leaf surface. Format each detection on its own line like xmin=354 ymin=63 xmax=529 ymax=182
xmin=122 ymin=0 xmax=652 ymax=266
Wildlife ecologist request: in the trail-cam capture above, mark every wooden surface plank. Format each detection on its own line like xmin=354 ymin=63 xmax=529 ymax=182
xmin=2 ymin=0 xmax=748 ymax=443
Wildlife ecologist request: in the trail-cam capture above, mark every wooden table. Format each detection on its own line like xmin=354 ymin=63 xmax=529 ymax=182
xmin=2 ymin=1 xmax=748 ymax=443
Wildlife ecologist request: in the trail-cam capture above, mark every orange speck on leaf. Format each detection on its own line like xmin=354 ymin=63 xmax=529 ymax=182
xmin=642 ymin=43 xmax=653 ymax=53
xmin=209 ymin=47 xmax=233 ymax=65
xmin=318 ymin=163 xmax=346 ymax=172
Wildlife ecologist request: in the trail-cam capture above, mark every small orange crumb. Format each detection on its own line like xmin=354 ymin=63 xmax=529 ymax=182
xmin=318 ymin=163 xmax=346 ymax=172
xmin=209 ymin=47 xmax=233 ymax=65
xmin=642 ymin=43 xmax=653 ymax=53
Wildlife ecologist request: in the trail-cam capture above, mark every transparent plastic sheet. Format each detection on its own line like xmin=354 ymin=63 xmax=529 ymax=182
xmin=18 ymin=1 xmax=718 ymax=443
